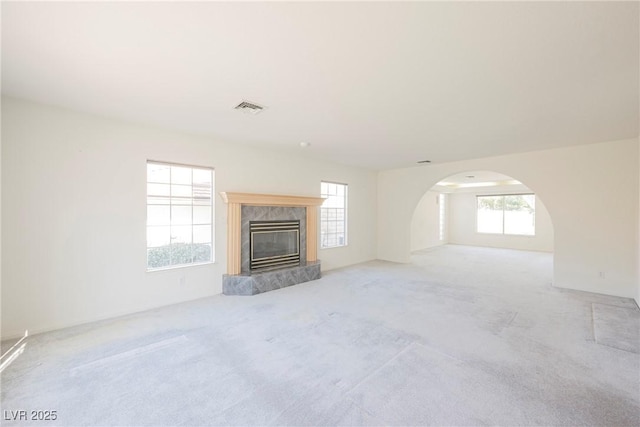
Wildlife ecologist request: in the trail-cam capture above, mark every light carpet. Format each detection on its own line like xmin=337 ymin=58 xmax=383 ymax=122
xmin=1 ymin=245 xmax=639 ymax=426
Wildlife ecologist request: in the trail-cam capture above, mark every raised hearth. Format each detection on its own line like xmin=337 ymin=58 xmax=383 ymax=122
xmin=223 ymin=261 xmax=321 ymax=295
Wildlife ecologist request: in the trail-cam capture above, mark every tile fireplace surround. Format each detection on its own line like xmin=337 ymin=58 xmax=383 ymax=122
xmin=220 ymin=192 xmax=325 ymax=295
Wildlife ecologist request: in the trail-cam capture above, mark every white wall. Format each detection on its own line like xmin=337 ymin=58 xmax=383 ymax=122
xmin=0 ymin=94 xmax=2 ymax=339
xmin=378 ymin=138 xmax=639 ymax=299
xmin=410 ymin=191 xmax=447 ymax=251
xmin=1 ymin=97 xmax=378 ymax=339
xmin=448 ymin=190 xmax=553 ymax=252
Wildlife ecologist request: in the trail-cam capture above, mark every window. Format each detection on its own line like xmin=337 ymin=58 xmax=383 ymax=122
xmin=320 ymin=181 xmax=348 ymax=248
xmin=146 ymin=161 xmax=214 ymax=270
xmin=477 ymin=194 xmax=535 ymax=236
xmin=439 ymin=193 xmax=446 ymax=241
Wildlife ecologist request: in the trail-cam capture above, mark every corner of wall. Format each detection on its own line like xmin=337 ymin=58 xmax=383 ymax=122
xmin=637 ymin=136 xmax=640 ymax=307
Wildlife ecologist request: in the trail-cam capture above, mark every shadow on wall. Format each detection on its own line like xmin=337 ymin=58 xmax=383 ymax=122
xmin=410 ymin=170 xmax=554 ymax=254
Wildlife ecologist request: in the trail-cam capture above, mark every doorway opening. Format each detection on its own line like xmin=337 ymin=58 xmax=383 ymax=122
xmin=410 ymin=171 xmax=554 ymax=254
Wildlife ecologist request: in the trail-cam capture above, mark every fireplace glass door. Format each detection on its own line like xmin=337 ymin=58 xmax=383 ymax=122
xmin=250 ymin=221 xmax=300 ymax=271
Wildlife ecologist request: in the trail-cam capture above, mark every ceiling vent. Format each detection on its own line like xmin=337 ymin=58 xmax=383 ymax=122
xmin=234 ymin=101 xmax=265 ymax=115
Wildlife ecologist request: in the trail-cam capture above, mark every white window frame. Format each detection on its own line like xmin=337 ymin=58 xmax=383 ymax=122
xmin=146 ymin=160 xmax=214 ymax=271
xmin=438 ymin=193 xmax=446 ymax=241
xmin=320 ymin=181 xmax=348 ymax=249
xmin=476 ymin=193 xmax=536 ymax=236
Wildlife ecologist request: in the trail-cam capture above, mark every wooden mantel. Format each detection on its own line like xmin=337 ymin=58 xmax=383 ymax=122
xmin=220 ymin=192 xmax=325 ymax=275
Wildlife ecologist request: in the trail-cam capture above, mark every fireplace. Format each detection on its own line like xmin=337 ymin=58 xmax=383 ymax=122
xmin=250 ymin=220 xmax=300 ymax=271
xmin=220 ymin=192 xmax=325 ymax=295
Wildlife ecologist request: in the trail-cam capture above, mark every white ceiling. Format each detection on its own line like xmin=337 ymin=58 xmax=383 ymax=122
xmin=438 ymin=171 xmax=517 ymax=185
xmin=434 ymin=170 xmax=528 ymax=193
xmin=2 ymin=2 xmax=638 ymax=171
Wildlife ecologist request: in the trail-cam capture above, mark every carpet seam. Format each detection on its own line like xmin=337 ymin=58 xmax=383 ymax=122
xmin=341 ymin=340 xmax=418 ymax=396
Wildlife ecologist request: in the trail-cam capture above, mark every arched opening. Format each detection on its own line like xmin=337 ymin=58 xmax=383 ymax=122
xmin=410 ymin=170 xmax=554 ymax=261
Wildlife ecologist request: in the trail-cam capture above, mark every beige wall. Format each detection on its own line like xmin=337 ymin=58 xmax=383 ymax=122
xmin=410 ymin=191 xmax=447 ymax=252
xmin=1 ymin=97 xmax=378 ymax=339
xmin=379 ymin=138 xmax=639 ymax=299
xmin=448 ymin=191 xmax=553 ymax=253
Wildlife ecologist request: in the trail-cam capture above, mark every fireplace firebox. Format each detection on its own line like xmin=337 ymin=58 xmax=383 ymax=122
xmin=249 ymin=220 xmax=300 ymax=271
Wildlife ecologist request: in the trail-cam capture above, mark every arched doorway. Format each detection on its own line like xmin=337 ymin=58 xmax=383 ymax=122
xmin=410 ymin=170 xmax=554 ymax=255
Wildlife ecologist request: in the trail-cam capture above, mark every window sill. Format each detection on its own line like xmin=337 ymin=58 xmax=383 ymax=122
xmin=476 ymin=232 xmax=536 ymax=237
xmin=320 ymin=244 xmax=349 ymax=250
xmin=146 ymin=261 xmax=215 ymax=273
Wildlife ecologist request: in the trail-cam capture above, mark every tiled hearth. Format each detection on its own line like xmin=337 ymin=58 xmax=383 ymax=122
xmin=220 ymin=192 xmax=325 ymax=295
xmin=222 ymin=261 xmax=322 ymax=295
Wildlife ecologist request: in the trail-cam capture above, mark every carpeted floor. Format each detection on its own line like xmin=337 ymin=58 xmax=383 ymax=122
xmin=2 ymin=245 xmax=639 ymax=426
